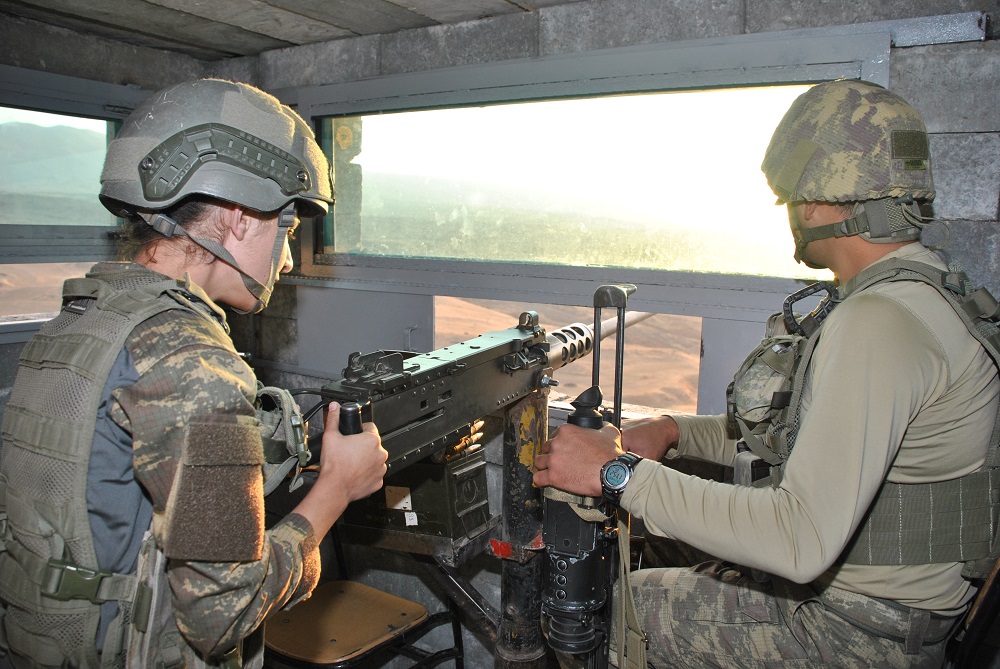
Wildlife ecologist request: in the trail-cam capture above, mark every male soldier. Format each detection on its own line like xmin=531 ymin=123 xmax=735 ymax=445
xmin=0 ymin=79 xmax=388 ymax=667
xmin=535 ymin=79 xmax=1000 ymax=667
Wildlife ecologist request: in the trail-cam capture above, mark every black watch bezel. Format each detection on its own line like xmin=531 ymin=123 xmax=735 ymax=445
xmin=600 ymin=452 xmax=642 ymax=506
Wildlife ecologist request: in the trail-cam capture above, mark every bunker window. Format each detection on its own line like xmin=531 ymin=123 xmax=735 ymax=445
xmin=0 ymin=107 xmax=117 ymax=318
xmin=315 ymin=86 xmax=829 ymax=282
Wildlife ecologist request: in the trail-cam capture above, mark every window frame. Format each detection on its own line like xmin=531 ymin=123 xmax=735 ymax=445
xmin=0 ymin=65 xmax=150 ymax=263
xmin=283 ymin=12 xmax=984 ymax=323
xmin=287 ymin=27 xmax=894 ymax=323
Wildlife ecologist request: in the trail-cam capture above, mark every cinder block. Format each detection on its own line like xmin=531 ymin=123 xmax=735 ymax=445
xmin=747 ymin=0 xmax=998 ymax=35
xmin=205 ymin=56 xmax=261 ymax=87
xmin=0 ymin=14 xmax=203 ymax=90
xmin=380 ymin=12 xmax=538 ymax=74
xmin=933 ymin=219 xmax=1000 ymax=297
xmin=259 ymin=34 xmax=380 ymax=89
xmin=265 ymin=282 xmax=298 ymax=321
xmin=892 ymin=42 xmax=1000 ymax=133
xmin=929 ymin=133 xmax=1000 ymax=222
xmin=227 ymin=313 xmax=255 ymax=356
xmin=540 ymin=0 xmax=743 ymax=55
xmin=259 ymin=316 xmax=298 ymax=366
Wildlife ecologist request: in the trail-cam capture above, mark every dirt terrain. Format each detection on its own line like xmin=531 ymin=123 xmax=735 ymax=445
xmin=435 ymin=296 xmax=700 ymax=413
xmin=0 ymin=267 xmax=701 ymax=413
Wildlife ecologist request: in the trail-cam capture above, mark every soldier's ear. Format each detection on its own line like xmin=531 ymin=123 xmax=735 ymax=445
xmin=218 ymin=204 xmax=249 ymax=241
xmin=801 ymin=202 xmax=820 ymax=222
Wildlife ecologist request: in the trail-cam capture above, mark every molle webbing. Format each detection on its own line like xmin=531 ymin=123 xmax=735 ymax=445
xmin=841 ymin=469 xmax=999 ymax=566
xmin=728 ymin=311 xmax=821 ymax=485
xmin=815 ymin=260 xmax=1000 ymax=573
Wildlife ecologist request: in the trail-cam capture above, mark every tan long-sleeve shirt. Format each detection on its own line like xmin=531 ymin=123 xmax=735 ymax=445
xmin=621 ymin=243 xmax=999 ymax=614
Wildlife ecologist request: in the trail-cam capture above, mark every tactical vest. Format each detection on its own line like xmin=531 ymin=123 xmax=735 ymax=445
xmin=0 ymin=265 xmax=217 ymax=667
xmin=0 ymin=262 xmax=309 ymax=668
xmin=728 ymin=259 xmax=1000 ymax=579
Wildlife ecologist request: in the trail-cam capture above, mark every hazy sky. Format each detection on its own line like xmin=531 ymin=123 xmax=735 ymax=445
xmin=355 ymin=85 xmax=810 ymax=224
xmin=350 ymin=85 xmax=828 ymax=278
xmin=0 ymin=107 xmax=105 ymax=131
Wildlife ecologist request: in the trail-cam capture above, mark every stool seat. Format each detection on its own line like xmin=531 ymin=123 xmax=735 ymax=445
xmin=265 ymin=581 xmax=430 ymax=665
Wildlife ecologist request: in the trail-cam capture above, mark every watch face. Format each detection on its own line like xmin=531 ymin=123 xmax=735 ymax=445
xmin=604 ymin=462 xmax=630 ymax=489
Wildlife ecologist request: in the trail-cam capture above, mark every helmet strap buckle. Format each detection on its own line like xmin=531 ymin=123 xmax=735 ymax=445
xmin=147 ymin=213 xmax=180 ymax=238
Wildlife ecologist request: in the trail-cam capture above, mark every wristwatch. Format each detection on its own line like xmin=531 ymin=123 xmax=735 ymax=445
xmin=600 ymin=453 xmax=642 ymax=506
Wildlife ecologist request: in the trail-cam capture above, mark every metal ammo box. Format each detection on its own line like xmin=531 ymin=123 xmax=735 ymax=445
xmin=341 ymin=448 xmax=492 ymax=540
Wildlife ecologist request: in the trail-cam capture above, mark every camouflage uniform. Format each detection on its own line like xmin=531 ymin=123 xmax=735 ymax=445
xmin=0 ymin=262 xmax=321 ymax=667
xmin=116 ymin=263 xmax=320 ymax=660
xmin=617 ymin=243 xmax=996 ymax=668
xmin=626 ymin=562 xmax=951 ymax=668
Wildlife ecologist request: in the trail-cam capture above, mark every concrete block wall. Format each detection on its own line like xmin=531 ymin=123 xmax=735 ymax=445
xmin=891 ymin=41 xmax=1000 ymax=292
xmin=0 ymin=13 xmax=204 ymax=90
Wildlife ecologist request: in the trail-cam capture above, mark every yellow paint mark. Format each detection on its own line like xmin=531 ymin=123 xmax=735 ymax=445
xmin=517 ymin=404 xmax=545 ymax=469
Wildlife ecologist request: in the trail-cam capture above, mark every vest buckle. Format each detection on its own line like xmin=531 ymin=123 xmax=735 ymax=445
xmin=41 ymin=559 xmax=110 ymax=603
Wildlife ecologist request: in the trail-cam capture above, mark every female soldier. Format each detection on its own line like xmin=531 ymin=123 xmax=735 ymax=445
xmin=0 ymin=79 xmax=388 ymax=668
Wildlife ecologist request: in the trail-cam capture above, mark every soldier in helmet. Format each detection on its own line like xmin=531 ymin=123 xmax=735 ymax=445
xmin=0 ymin=79 xmax=388 ymax=667
xmin=535 ymin=79 xmax=1000 ymax=667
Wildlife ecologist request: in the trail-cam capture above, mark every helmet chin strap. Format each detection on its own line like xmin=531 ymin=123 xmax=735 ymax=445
xmin=790 ymin=197 xmax=925 ymax=269
xmin=790 ymin=224 xmax=827 ymax=270
xmin=141 ymin=203 xmax=296 ymax=314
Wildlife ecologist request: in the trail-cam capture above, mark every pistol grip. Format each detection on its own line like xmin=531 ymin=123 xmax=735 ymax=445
xmin=338 ymin=401 xmax=363 ymax=435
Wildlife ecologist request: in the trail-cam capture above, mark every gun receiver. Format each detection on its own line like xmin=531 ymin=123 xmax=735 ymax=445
xmin=320 ymin=310 xmax=603 ymax=472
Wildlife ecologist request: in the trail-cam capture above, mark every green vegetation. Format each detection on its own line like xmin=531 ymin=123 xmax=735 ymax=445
xmin=330 ymin=171 xmax=710 ymax=269
xmin=0 ymin=122 xmax=111 ymax=226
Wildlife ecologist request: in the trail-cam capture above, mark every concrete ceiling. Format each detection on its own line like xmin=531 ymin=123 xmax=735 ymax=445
xmin=0 ymin=0 xmax=586 ymax=61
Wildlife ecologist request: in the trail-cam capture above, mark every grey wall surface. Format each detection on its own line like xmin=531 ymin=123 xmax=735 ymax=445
xmin=1 ymin=1 xmax=998 ymax=667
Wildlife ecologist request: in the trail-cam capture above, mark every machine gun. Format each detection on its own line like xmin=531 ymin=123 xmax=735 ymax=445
xmin=304 ymin=293 xmax=647 ymax=667
xmin=318 ymin=310 xmax=605 ymax=473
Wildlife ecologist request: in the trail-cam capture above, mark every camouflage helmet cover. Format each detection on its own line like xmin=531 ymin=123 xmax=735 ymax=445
xmin=761 ymin=79 xmax=934 ymax=204
xmin=100 ymin=78 xmax=333 ymax=217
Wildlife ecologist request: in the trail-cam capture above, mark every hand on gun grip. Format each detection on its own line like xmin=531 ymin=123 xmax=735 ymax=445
xmin=322 ymin=401 xmax=387 ymax=503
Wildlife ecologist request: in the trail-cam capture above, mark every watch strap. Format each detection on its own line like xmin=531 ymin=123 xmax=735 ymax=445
xmin=601 ymin=452 xmax=642 ymax=505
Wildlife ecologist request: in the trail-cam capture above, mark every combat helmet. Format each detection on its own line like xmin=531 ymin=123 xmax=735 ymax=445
xmin=101 ymin=78 xmax=332 ymax=217
xmin=100 ymin=78 xmax=333 ymax=312
xmin=761 ymin=80 xmax=934 ymax=264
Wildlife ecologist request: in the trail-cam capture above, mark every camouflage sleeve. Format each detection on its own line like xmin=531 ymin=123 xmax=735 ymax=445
xmin=110 ymin=309 xmax=322 ymax=658
xmin=166 ymin=513 xmax=321 ymax=656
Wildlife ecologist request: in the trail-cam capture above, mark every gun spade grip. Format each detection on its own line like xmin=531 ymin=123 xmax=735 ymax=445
xmin=338 ymin=401 xmax=363 ymax=435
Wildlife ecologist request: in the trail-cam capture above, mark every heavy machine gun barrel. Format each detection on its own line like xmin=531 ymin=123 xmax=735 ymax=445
xmin=318 ymin=309 xmax=650 ymax=472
